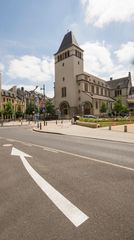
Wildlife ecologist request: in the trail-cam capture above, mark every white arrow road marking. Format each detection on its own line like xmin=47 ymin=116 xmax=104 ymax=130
xmin=3 ymin=144 xmax=13 ymax=147
xmin=11 ymin=147 xmax=89 ymax=227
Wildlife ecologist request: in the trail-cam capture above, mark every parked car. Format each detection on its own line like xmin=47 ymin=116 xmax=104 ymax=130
xmin=83 ymin=115 xmax=97 ymax=119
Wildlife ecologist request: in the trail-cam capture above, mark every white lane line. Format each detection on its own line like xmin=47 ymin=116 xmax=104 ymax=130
xmin=5 ymin=137 xmax=134 ymax=172
xmin=3 ymin=144 xmax=13 ymax=147
xmin=11 ymin=147 xmax=89 ymax=227
xmin=43 ymin=147 xmax=58 ymax=153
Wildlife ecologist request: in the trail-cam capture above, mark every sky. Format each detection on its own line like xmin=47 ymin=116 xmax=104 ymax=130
xmin=0 ymin=0 xmax=134 ymax=97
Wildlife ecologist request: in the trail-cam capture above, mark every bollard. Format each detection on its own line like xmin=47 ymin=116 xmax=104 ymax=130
xmin=45 ymin=121 xmax=47 ymax=126
xmin=56 ymin=120 xmax=57 ymax=125
xmin=1 ymin=120 xmax=3 ymax=127
xmin=109 ymin=125 xmax=111 ymax=130
xmin=21 ymin=120 xmax=22 ymax=125
xmin=40 ymin=122 xmax=42 ymax=130
xmin=37 ymin=122 xmax=39 ymax=128
xmin=124 ymin=125 xmax=127 ymax=132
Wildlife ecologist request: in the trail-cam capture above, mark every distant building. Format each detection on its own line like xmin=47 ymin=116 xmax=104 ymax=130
xmin=0 ymin=85 xmax=49 ymax=118
xmin=54 ymin=31 xmax=133 ymax=118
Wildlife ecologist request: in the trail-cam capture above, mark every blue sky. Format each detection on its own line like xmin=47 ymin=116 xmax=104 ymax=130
xmin=0 ymin=0 xmax=134 ymax=97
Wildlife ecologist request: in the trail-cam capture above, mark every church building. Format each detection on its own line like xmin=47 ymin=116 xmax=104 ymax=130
xmin=55 ymin=31 xmax=132 ymax=118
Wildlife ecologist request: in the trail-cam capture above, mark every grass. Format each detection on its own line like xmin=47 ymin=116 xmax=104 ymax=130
xmin=79 ymin=117 xmax=134 ymax=128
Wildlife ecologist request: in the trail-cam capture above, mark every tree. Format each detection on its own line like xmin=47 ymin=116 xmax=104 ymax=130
xmin=45 ymin=99 xmax=55 ymax=115
xmin=113 ymin=97 xmax=128 ymax=116
xmin=3 ymin=101 xmax=14 ymax=118
xmin=25 ymin=102 xmax=38 ymax=115
xmin=100 ymin=102 xmax=107 ymax=114
xmin=15 ymin=104 xmax=23 ymax=118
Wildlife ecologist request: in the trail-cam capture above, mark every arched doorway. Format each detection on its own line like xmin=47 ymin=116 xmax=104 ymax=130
xmin=82 ymin=102 xmax=93 ymax=115
xmin=60 ymin=101 xmax=70 ymax=117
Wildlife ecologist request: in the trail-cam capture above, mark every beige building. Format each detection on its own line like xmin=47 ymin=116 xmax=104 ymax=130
xmin=54 ymin=31 xmax=114 ymax=118
xmin=54 ymin=31 xmax=133 ymax=118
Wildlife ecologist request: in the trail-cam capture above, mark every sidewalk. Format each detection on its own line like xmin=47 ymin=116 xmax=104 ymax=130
xmin=33 ymin=120 xmax=134 ymax=144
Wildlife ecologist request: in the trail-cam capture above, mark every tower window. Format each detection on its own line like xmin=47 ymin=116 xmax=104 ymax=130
xmin=62 ymin=63 xmax=64 ymax=66
xmin=61 ymin=87 xmax=66 ymax=97
xmin=67 ymin=51 xmax=70 ymax=57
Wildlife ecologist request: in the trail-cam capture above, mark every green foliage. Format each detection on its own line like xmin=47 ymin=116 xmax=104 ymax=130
xmin=15 ymin=104 xmax=23 ymax=118
xmin=113 ymin=97 xmax=128 ymax=116
xmin=44 ymin=100 xmax=55 ymax=115
xmin=0 ymin=108 xmax=3 ymax=117
xmin=25 ymin=102 xmax=38 ymax=115
xmin=3 ymin=101 xmax=14 ymax=117
xmin=100 ymin=102 xmax=107 ymax=113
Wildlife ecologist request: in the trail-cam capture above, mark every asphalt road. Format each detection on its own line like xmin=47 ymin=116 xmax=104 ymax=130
xmin=0 ymin=126 xmax=134 ymax=240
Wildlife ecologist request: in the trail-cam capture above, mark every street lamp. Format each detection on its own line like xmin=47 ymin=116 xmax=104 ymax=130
xmin=30 ymin=86 xmax=39 ymax=123
xmin=40 ymin=84 xmax=46 ymax=125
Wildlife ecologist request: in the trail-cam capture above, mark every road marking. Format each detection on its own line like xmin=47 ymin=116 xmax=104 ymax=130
xmin=43 ymin=147 xmax=58 ymax=153
xmin=11 ymin=147 xmax=89 ymax=227
xmin=3 ymin=136 xmax=134 ymax=172
xmin=3 ymin=144 xmax=13 ymax=147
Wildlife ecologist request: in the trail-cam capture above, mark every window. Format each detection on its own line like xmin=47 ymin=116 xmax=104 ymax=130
xmin=62 ymin=77 xmax=65 ymax=82
xmin=62 ymin=63 xmax=64 ymax=66
xmin=84 ymin=83 xmax=88 ymax=92
xmin=91 ymin=85 xmax=94 ymax=94
xmin=96 ymin=86 xmax=99 ymax=95
xmin=115 ymin=86 xmax=122 ymax=97
xmin=96 ymin=101 xmax=98 ymax=109
xmin=62 ymin=87 xmax=66 ymax=97
xmin=105 ymin=89 xmax=107 ymax=96
xmin=101 ymin=88 xmax=103 ymax=95
xmin=75 ymin=50 xmax=81 ymax=58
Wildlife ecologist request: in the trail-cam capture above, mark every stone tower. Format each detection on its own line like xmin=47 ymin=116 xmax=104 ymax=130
xmin=54 ymin=31 xmax=84 ymax=118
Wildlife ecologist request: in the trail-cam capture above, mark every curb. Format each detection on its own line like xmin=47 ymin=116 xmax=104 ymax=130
xmin=33 ymin=128 xmax=134 ymax=145
xmin=33 ymin=128 xmax=64 ymax=135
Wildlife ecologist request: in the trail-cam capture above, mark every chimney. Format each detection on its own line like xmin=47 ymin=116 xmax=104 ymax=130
xmin=110 ymin=77 xmax=113 ymax=81
xmin=128 ymin=72 xmax=131 ymax=79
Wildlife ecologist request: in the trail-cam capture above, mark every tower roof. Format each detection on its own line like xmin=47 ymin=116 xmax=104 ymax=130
xmin=55 ymin=31 xmax=83 ymax=54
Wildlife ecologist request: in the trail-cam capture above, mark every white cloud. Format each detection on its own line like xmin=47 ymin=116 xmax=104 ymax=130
xmin=80 ymin=41 xmax=134 ymax=81
xmin=81 ymin=41 xmax=114 ymax=76
xmin=0 ymin=63 xmax=4 ymax=72
xmin=81 ymin=0 xmax=134 ymax=27
xmin=7 ymin=55 xmax=54 ymax=83
xmin=115 ymin=42 xmax=134 ymax=64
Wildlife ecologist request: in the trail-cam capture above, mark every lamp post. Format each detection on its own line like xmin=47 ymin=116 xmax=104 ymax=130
xmin=40 ymin=84 xmax=46 ymax=125
xmin=30 ymin=86 xmax=38 ymax=123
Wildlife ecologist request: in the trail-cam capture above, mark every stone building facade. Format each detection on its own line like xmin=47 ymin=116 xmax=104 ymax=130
xmin=54 ymin=31 xmax=133 ymax=118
